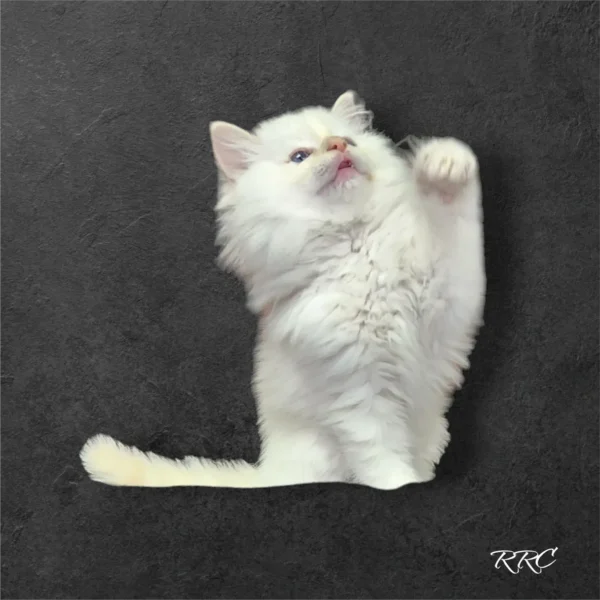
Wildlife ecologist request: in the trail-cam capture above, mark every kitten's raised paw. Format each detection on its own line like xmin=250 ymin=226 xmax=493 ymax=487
xmin=414 ymin=138 xmax=478 ymax=202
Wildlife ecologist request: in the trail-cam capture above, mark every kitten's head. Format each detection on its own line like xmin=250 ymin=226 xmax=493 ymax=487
xmin=209 ymin=91 xmax=397 ymax=214
xmin=208 ymin=92 xmax=401 ymax=292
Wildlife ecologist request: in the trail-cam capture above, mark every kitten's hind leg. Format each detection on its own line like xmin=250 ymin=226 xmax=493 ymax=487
xmin=256 ymin=416 xmax=348 ymax=486
xmin=332 ymin=392 xmax=426 ymax=491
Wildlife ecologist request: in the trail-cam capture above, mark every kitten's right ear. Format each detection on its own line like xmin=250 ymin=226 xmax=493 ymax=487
xmin=331 ymin=90 xmax=373 ymax=131
xmin=209 ymin=121 xmax=257 ymax=180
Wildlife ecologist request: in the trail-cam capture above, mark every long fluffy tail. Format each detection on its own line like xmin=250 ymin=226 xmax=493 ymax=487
xmin=80 ymin=434 xmax=261 ymax=488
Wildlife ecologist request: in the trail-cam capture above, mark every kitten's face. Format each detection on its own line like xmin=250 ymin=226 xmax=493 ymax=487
xmin=210 ymin=91 xmax=396 ymax=212
xmin=250 ymin=105 xmax=372 ymax=199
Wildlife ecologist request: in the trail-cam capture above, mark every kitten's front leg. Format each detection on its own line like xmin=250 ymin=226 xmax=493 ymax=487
xmin=413 ymin=137 xmax=480 ymax=209
xmin=411 ymin=138 xmax=486 ymax=477
xmin=411 ymin=135 xmax=485 ymax=308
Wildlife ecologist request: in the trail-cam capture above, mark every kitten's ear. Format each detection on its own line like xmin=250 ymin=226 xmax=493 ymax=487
xmin=209 ymin=121 xmax=257 ymax=180
xmin=331 ymin=90 xmax=373 ymax=131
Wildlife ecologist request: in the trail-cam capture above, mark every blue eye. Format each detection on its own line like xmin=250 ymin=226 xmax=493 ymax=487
xmin=290 ymin=149 xmax=311 ymax=163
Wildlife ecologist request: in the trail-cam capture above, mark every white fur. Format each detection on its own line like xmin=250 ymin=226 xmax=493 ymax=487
xmin=80 ymin=91 xmax=486 ymax=490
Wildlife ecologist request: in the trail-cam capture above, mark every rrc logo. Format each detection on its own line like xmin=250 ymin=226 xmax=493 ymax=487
xmin=490 ymin=548 xmax=558 ymax=575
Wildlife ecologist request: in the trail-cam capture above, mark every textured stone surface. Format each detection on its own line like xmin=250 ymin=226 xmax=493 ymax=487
xmin=2 ymin=1 xmax=598 ymax=598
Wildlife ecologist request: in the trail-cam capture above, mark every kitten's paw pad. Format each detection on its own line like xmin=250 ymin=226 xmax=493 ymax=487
xmin=414 ymin=138 xmax=478 ymax=201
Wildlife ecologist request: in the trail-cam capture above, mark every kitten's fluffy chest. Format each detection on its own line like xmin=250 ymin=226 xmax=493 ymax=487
xmin=265 ymin=199 xmax=480 ymax=392
xmin=262 ymin=215 xmax=422 ymax=362
xmin=309 ymin=214 xmax=439 ymax=344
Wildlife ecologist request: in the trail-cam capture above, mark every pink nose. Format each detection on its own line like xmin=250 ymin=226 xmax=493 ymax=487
xmin=325 ymin=136 xmax=348 ymax=153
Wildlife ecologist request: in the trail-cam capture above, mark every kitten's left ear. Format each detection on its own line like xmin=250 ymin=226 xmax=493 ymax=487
xmin=209 ymin=121 xmax=258 ymax=180
xmin=331 ymin=90 xmax=373 ymax=131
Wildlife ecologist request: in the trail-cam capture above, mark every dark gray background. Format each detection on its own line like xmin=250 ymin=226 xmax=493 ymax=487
xmin=2 ymin=1 xmax=598 ymax=599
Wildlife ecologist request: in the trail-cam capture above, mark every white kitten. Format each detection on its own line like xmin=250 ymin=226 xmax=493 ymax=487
xmin=80 ymin=91 xmax=486 ymax=490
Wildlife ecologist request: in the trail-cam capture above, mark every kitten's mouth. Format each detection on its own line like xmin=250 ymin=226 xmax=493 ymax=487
xmin=316 ymin=153 xmax=365 ymax=193
xmin=331 ymin=154 xmax=359 ymax=185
